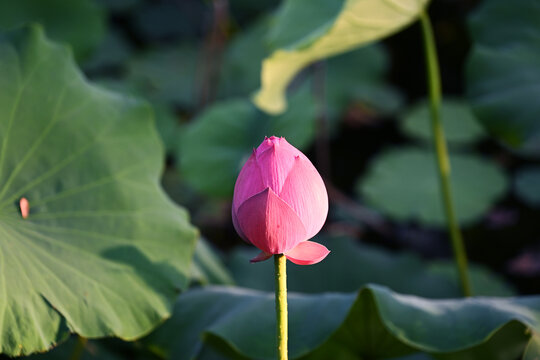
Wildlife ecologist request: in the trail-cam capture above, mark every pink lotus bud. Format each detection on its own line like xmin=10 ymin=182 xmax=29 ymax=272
xmin=232 ymin=136 xmax=329 ymax=265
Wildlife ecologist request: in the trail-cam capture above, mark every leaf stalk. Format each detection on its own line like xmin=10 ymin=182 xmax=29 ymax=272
xmin=420 ymin=10 xmax=472 ymax=297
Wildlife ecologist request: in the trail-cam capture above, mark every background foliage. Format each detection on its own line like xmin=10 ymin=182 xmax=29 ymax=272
xmin=0 ymin=0 xmax=539 ymax=359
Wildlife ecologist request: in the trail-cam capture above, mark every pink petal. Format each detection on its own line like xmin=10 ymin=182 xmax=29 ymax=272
xmin=255 ymin=137 xmax=306 ymax=194
xmin=237 ymin=187 xmax=307 ymax=254
xmin=232 ymin=151 xmax=265 ymax=214
xmin=250 ymin=251 xmax=273 ymax=263
xmin=279 ymin=156 xmax=328 ymax=238
xmin=232 ymin=208 xmax=250 ymax=244
xmin=285 ymin=241 xmax=330 ymax=265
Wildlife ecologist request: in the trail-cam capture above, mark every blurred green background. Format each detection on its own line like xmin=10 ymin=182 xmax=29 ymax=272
xmin=1 ymin=0 xmax=539 ymax=358
xmin=1 ymin=0 xmax=536 ymax=307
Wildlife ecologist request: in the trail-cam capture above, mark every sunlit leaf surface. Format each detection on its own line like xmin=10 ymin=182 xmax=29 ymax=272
xmin=0 ymin=26 xmax=197 ymax=356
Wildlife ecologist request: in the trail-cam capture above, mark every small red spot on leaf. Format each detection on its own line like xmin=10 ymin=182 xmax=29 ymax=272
xmin=19 ymin=198 xmax=29 ymax=219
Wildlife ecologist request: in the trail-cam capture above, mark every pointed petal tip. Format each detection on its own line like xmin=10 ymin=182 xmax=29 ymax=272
xmin=285 ymin=241 xmax=330 ymax=265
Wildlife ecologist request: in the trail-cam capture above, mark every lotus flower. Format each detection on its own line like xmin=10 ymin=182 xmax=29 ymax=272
xmin=232 ymin=136 xmax=329 ymax=265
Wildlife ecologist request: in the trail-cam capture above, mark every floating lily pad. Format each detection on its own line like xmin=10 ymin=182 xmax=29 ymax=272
xmin=180 ymin=87 xmax=317 ymax=197
xmin=357 ymin=148 xmax=508 ymax=226
xmin=253 ymin=0 xmax=429 ymax=114
xmin=0 ymin=26 xmax=197 ymax=356
xmin=401 ymin=99 xmax=485 ymax=145
xmin=467 ymin=0 xmax=540 ymax=156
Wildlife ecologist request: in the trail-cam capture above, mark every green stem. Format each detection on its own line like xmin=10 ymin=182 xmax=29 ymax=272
xmin=69 ymin=336 xmax=87 ymax=360
xmin=420 ymin=10 xmax=472 ymax=297
xmin=274 ymin=254 xmax=288 ymax=360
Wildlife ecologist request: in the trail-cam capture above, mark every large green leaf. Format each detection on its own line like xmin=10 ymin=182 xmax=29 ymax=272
xmin=0 ymin=0 xmax=106 ymax=60
xmin=357 ymin=147 xmax=508 ymax=226
xmin=144 ymin=286 xmax=355 ymax=360
xmin=179 ymin=87 xmax=317 ymax=197
xmin=228 ymin=236 xmax=513 ymax=297
xmin=145 ymin=285 xmax=539 ymax=359
xmin=401 ymin=99 xmax=485 ymax=145
xmin=0 ymin=26 xmax=197 ymax=356
xmin=466 ymin=0 xmax=540 ymax=156
xmin=253 ymin=0 xmax=429 ymax=114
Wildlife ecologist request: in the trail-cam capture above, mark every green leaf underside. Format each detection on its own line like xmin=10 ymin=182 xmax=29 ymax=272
xmin=145 ymin=284 xmax=540 ymax=360
xmin=0 ymin=0 xmax=106 ymax=60
xmin=218 ymin=16 xmax=401 ymax=120
xmin=466 ymin=0 xmax=540 ymax=156
xmin=180 ymin=87 xmax=317 ymax=198
xmin=228 ymin=236 xmax=514 ymax=298
xmin=253 ymin=0 xmax=430 ymax=114
xmin=515 ymin=167 xmax=540 ymax=208
xmin=401 ymin=99 xmax=485 ymax=145
xmin=358 ymin=147 xmax=508 ymax=226
xmin=0 ymin=26 xmax=197 ymax=356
